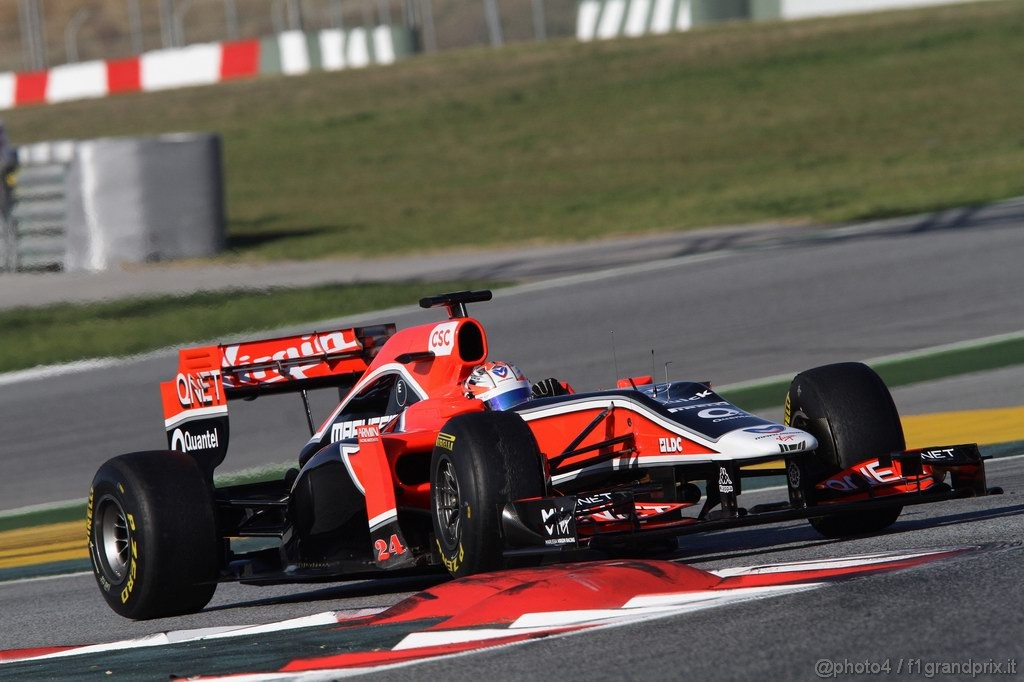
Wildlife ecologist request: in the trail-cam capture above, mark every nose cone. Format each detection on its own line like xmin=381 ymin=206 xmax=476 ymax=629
xmin=716 ymin=425 xmax=818 ymax=460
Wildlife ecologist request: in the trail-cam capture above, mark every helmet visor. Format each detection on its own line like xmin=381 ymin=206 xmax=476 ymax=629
xmin=485 ymin=386 xmax=532 ymax=411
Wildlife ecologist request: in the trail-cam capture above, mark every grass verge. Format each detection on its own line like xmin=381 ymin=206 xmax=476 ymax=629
xmin=720 ymin=334 xmax=1024 ymax=411
xmin=0 ymin=280 xmax=498 ymax=374
xmin=4 ymin=2 xmax=1023 ymax=260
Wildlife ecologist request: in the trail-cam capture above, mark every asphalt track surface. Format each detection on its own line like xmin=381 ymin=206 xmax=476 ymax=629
xmin=2 ymin=457 xmax=1022 ymax=679
xmin=2 ymin=198 xmax=1023 ymax=510
xmin=1 ymin=202 xmax=1023 ymax=678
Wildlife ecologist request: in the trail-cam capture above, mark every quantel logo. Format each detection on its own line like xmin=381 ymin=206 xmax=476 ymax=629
xmin=171 ymin=427 xmax=220 ymax=453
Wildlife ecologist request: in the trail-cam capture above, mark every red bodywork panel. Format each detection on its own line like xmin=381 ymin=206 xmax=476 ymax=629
xmin=160 ymin=326 xmax=392 ymax=429
xmin=526 ymin=405 xmax=717 ymax=474
xmin=157 ymin=308 xmax=987 ymax=550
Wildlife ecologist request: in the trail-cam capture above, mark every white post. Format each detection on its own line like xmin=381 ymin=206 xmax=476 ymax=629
xmin=224 ymin=0 xmax=239 ymax=40
xmin=174 ymin=0 xmax=195 ymax=47
xmin=65 ymin=9 xmax=92 ymax=63
xmin=483 ymin=0 xmax=503 ymax=47
xmin=127 ymin=0 xmax=143 ymax=54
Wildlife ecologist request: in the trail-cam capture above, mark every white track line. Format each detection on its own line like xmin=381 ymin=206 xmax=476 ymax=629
xmin=0 ymin=571 xmax=93 ymax=587
xmin=3 ymin=608 xmax=386 ymax=663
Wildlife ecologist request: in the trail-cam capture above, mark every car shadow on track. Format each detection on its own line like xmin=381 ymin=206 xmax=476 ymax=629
xmin=201 ymin=573 xmax=450 ymax=613
xmin=663 ymin=500 xmax=1024 ymax=567
xmin=202 ymin=502 xmax=1024 ymax=613
xmin=886 ymin=501 xmax=1024 ymax=534
xmin=671 ymin=522 xmax=836 ymax=565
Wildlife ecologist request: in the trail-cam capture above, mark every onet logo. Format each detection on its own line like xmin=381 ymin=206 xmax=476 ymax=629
xmin=175 ymin=371 xmax=222 ymax=408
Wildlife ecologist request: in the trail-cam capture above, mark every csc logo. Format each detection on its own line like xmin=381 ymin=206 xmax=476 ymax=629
xmin=429 ymin=322 xmax=458 ymax=356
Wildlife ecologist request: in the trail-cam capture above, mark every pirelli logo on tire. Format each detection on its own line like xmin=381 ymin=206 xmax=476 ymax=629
xmin=437 ymin=539 xmax=465 ymax=573
xmin=436 ymin=433 xmax=456 ymax=451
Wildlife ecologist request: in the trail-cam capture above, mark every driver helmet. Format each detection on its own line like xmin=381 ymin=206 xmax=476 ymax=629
xmin=465 ymin=361 xmax=532 ymax=411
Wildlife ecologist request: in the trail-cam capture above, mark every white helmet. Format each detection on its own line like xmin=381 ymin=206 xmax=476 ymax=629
xmin=465 ymin=361 xmax=531 ymax=411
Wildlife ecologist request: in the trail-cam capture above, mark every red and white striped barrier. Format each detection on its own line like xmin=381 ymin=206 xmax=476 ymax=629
xmin=0 ymin=40 xmax=260 ymax=110
xmin=0 ymin=28 xmax=411 ymax=112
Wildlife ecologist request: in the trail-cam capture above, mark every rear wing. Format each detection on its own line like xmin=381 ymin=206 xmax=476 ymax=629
xmin=160 ymin=324 xmax=395 ymax=475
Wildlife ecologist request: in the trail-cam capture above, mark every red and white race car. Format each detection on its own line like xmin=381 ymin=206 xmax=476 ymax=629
xmin=87 ymin=290 xmax=997 ymax=619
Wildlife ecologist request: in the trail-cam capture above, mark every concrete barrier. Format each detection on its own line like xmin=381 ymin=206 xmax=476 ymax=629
xmin=2 ymin=134 xmax=225 ymax=272
xmin=64 ymin=134 xmax=225 ymax=272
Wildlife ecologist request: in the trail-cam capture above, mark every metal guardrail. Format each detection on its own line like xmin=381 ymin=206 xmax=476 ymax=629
xmin=2 ymin=163 xmax=68 ymax=271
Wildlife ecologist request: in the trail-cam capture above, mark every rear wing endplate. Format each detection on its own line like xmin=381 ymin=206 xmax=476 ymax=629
xmin=160 ymin=324 xmax=395 ymax=474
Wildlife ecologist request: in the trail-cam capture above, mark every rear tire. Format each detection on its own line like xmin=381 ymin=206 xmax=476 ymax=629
xmin=87 ymin=451 xmax=220 ymax=619
xmin=785 ymin=362 xmax=905 ymax=538
xmin=430 ymin=411 xmax=546 ymax=578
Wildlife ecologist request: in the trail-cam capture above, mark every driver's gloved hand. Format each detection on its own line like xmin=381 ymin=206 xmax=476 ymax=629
xmin=531 ymin=377 xmax=569 ymax=399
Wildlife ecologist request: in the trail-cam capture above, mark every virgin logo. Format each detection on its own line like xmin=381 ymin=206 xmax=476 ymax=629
xmin=223 ymin=331 xmax=357 ymax=383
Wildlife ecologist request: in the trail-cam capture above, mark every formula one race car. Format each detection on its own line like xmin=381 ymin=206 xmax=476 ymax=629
xmin=87 ymin=290 xmax=998 ymax=619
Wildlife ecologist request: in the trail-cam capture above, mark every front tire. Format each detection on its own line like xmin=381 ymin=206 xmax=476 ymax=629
xmin=87 ymin=451 xmax=220 ymax=619
xmin=785 ymin=362 xmax=905 ymax=538
xmin=430 ymin=411 xmax=546 ymax=578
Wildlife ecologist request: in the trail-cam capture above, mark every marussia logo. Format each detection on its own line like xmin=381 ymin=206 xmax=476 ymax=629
xmin=492 ymin=365 xmax=509 ymax=379
xmin=541 ymin=507 xmax=572 ymax=538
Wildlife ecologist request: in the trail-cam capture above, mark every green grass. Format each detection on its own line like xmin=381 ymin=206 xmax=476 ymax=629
xmin=0 ymin=281 xmax=497 ymax=373
xmin=4 ymin=1 xmax=1021 ymax=260
xmin=720 ymin=334 xmax=1024 ymax=411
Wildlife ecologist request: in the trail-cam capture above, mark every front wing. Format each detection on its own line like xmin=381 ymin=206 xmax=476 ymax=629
xmin=499 ymin=443 xmax=998 ymax=554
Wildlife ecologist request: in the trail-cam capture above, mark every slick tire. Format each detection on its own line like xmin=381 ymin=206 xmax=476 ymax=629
xmin=88 ymin=451 xmax=220 ymax=619
xmin=785 ymin=362 xmax=905 ymax=538
xmin=430 ymin=411 xmax=546 ymax=578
